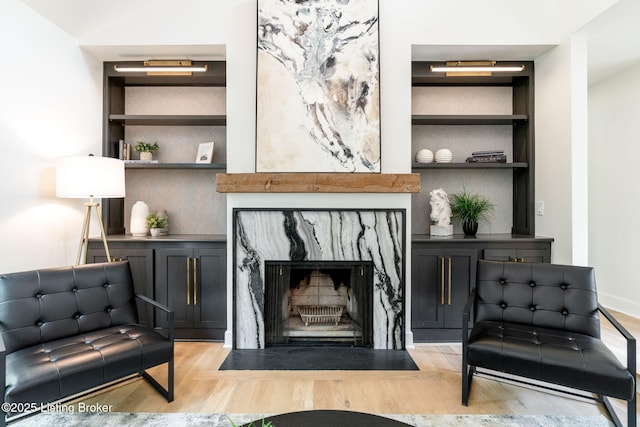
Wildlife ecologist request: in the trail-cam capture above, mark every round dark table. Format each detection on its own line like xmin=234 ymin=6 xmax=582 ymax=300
xmin=242 ymin=410 xmax=412 ymax=427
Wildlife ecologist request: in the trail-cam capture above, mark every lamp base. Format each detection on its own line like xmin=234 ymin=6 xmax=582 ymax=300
xmin=77 ymin=200 xmax=112 ymax=265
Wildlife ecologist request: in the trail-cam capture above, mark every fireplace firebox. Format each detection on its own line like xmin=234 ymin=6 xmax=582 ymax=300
xmin=264 ymin=261 xmax=374 ymax=346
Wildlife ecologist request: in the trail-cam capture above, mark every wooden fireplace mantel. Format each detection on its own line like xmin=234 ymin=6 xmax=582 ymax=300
xmin=216 ymin=173 xmax=421 ymax=193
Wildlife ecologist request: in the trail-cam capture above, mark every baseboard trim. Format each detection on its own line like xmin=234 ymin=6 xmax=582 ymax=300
xmin=598 ymin=291 xmax=640 ymax=318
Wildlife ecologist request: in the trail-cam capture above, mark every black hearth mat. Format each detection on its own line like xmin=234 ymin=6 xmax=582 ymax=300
xmin=219 ymin=347 xmax=419 ymax=370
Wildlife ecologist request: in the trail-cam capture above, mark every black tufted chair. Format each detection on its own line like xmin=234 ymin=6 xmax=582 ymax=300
xmin=0 ymin=261 xmax=174 ymax=425
xmin=462 ymin=260 xmax=636 ymax=427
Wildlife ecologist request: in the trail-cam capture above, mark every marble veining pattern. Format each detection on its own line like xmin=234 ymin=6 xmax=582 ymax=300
xmin=256 ymin=0 xmax=380 ymax=172
xmin=234 ymin=210 xmax=404 ymax=349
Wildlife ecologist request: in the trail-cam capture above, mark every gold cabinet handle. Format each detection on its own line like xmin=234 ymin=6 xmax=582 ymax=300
xmin=193 ymin=258 xmax=198 ymax=305
xmin=448 ymin=257 xmax=452 ymax=305
xmin=440 ymin=257 xmax=445 ymax=305
xmin=186 ymin=258 xmax=191 ymax=305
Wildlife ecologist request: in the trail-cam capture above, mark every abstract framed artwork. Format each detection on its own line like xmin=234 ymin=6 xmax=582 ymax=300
xmin=256 ymin=0 xmax=380 ymax=173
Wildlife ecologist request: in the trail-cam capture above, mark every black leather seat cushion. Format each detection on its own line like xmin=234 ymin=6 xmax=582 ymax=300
xmin=467 ymin=320 xmax=635 ymax=400
xmin=5 ymin=324 xmax=172 ymax=405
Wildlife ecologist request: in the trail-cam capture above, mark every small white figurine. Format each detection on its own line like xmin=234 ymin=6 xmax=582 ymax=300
xmin=429 ymin=188 xmax=453 ymax=236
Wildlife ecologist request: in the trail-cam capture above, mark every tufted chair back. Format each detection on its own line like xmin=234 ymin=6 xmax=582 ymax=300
xmin=475 ymin=260 xmax=601 ymax=338
xmin=0 ymin=261 xmax=138 ymax=355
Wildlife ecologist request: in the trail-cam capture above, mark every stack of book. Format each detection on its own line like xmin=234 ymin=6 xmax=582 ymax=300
xmin=466 ymin=150 xmax=507 ymax=163
xmin=112 ymin=140 xmax=131 ymax=160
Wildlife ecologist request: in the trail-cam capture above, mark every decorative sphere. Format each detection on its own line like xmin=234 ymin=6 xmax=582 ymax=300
xmin=435 ymin=148 xmax=453 ymax=163
xmin=415 ymin=149 xmax=434 ymax=163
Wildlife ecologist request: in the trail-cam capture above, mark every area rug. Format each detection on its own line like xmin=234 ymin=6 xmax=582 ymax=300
xmin=219 ymin=347 xmax=419 ymax=370
xmin=12 ymin=411 xmax=613 ymax=427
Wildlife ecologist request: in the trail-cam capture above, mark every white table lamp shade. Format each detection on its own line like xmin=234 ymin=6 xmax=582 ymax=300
xmin=56 ymin=156 xmax=125 ymax=198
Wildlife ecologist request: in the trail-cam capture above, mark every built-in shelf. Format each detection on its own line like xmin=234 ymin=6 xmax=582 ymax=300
xmin=109 ymin=114 xmax=226 ymax=126
xmin=411 ymin=61 xmax=535 ymax=236
xmin=216 ymin=173 xmax=421 ymax=193
xmin=125 ymin=162 xmax=227 ymax=170
xmin=412 ymin=162 xmax=528 ymax=170
xmin=411 ymin=114 xmax=527 ymax=125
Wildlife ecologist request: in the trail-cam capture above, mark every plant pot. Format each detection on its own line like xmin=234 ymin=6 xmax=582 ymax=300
xmin=462 ymin=221 xmax=478 ymax=236
xmin=150 ymin=228 xmax=162 ymax=237
xmin=140 ymin=151 xmax=153 ymax=161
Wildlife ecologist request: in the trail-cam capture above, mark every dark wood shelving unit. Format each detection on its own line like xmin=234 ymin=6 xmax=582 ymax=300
xmin=109 ymin=114 xmax=226 ymax=126
xmin=411 ymin=114 xmax=527 ymax=125
xmin=124 ymin=162 xmax=227 ymax=170
xmin=411 ymin=60 xmax=535 ymax=236
xmin=412 ymin=162 xmax=528 ymax=170
xmin=102 ymin=60 xmax=226 ymax=235
xmin=410 ymin=61 xmax=540 ymax=343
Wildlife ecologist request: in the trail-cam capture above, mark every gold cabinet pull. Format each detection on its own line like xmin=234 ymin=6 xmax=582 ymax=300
xmin=186 ymin=258 xmax=191 ymax=305
xmin=448 ymin=257 xmax=452 ymax=305
xmin=440 ymin=257 xmax=445 ymax=305
xmin=193 ymin=258 xmax=198 ymax=305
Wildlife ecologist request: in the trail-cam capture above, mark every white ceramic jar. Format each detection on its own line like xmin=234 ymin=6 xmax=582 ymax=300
xmin=130 ymin=201 xmax=150 ymax=236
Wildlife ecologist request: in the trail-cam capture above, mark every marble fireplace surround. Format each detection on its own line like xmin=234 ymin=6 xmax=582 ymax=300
xmin=233 ymin=209 xmax=406 ymax=349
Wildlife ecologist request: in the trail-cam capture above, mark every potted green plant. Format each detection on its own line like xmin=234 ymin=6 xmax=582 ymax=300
xmin=145 ymin=213 xmax=168 ymax=237
xmin=450 ymin=189 xmax=494 ymax=236
xmin=134 ymin=141 xmax=159 ymax=161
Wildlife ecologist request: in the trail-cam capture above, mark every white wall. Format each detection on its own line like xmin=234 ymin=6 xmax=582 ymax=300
xmin=535 ymin=34 xmax=590 ymax=265
xmin=589 ymin=62 xmax=640 ymax=317
xmin=0 ymin=0 xmax=103 ymax=272
xmin=1 ymin=0 xmax=614 ymax=335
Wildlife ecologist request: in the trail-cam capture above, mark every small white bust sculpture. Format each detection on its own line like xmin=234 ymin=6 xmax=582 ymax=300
xmin=429 ymin=188 xmax=453 ymax=236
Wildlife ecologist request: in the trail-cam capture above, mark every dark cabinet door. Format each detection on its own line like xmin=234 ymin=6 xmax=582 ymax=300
xmin=87 ymin=247 xmax=154 ymax=326
xmin=411 ymin=249 xmax=442 ymax=329
xmin=442 ymin=252 xmax=475 ymax=329
xmin=156 ymin=248 xmax=193 ymax=329
xmin=193 ymin=247 xmax=226 ymax=330
xmin=156 ymin=245 xmax=226 ymax=336
xmin=412 ymin=247 xmax=477 ymax=331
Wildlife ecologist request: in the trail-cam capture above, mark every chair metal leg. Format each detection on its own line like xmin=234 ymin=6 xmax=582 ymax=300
xmin=462 ymin=366 xmax=474 ymax=406
xmin=167 ymin=357 xmax=174 ymax=402
xmin=602 ymin=396 xmax=630 ymax=427
xmin=629 ymin=391 xmax=637 ymax=427
xmin=140 ymin=358 xmax=174 ymax=403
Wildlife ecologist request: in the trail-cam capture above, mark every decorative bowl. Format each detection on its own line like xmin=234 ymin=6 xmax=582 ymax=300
xmin=435 ymin=148 xmax=453 ymax=163
xmin=415 ymin=149 xmax=434 ymax=163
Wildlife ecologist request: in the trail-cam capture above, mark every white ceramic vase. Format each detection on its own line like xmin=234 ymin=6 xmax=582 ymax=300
xmin=130 ymin=201 xmax=150 ymax=236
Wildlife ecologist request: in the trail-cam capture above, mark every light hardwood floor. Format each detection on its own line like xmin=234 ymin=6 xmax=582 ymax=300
xmin=76 ymin=309 xmax=639 ymax=421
